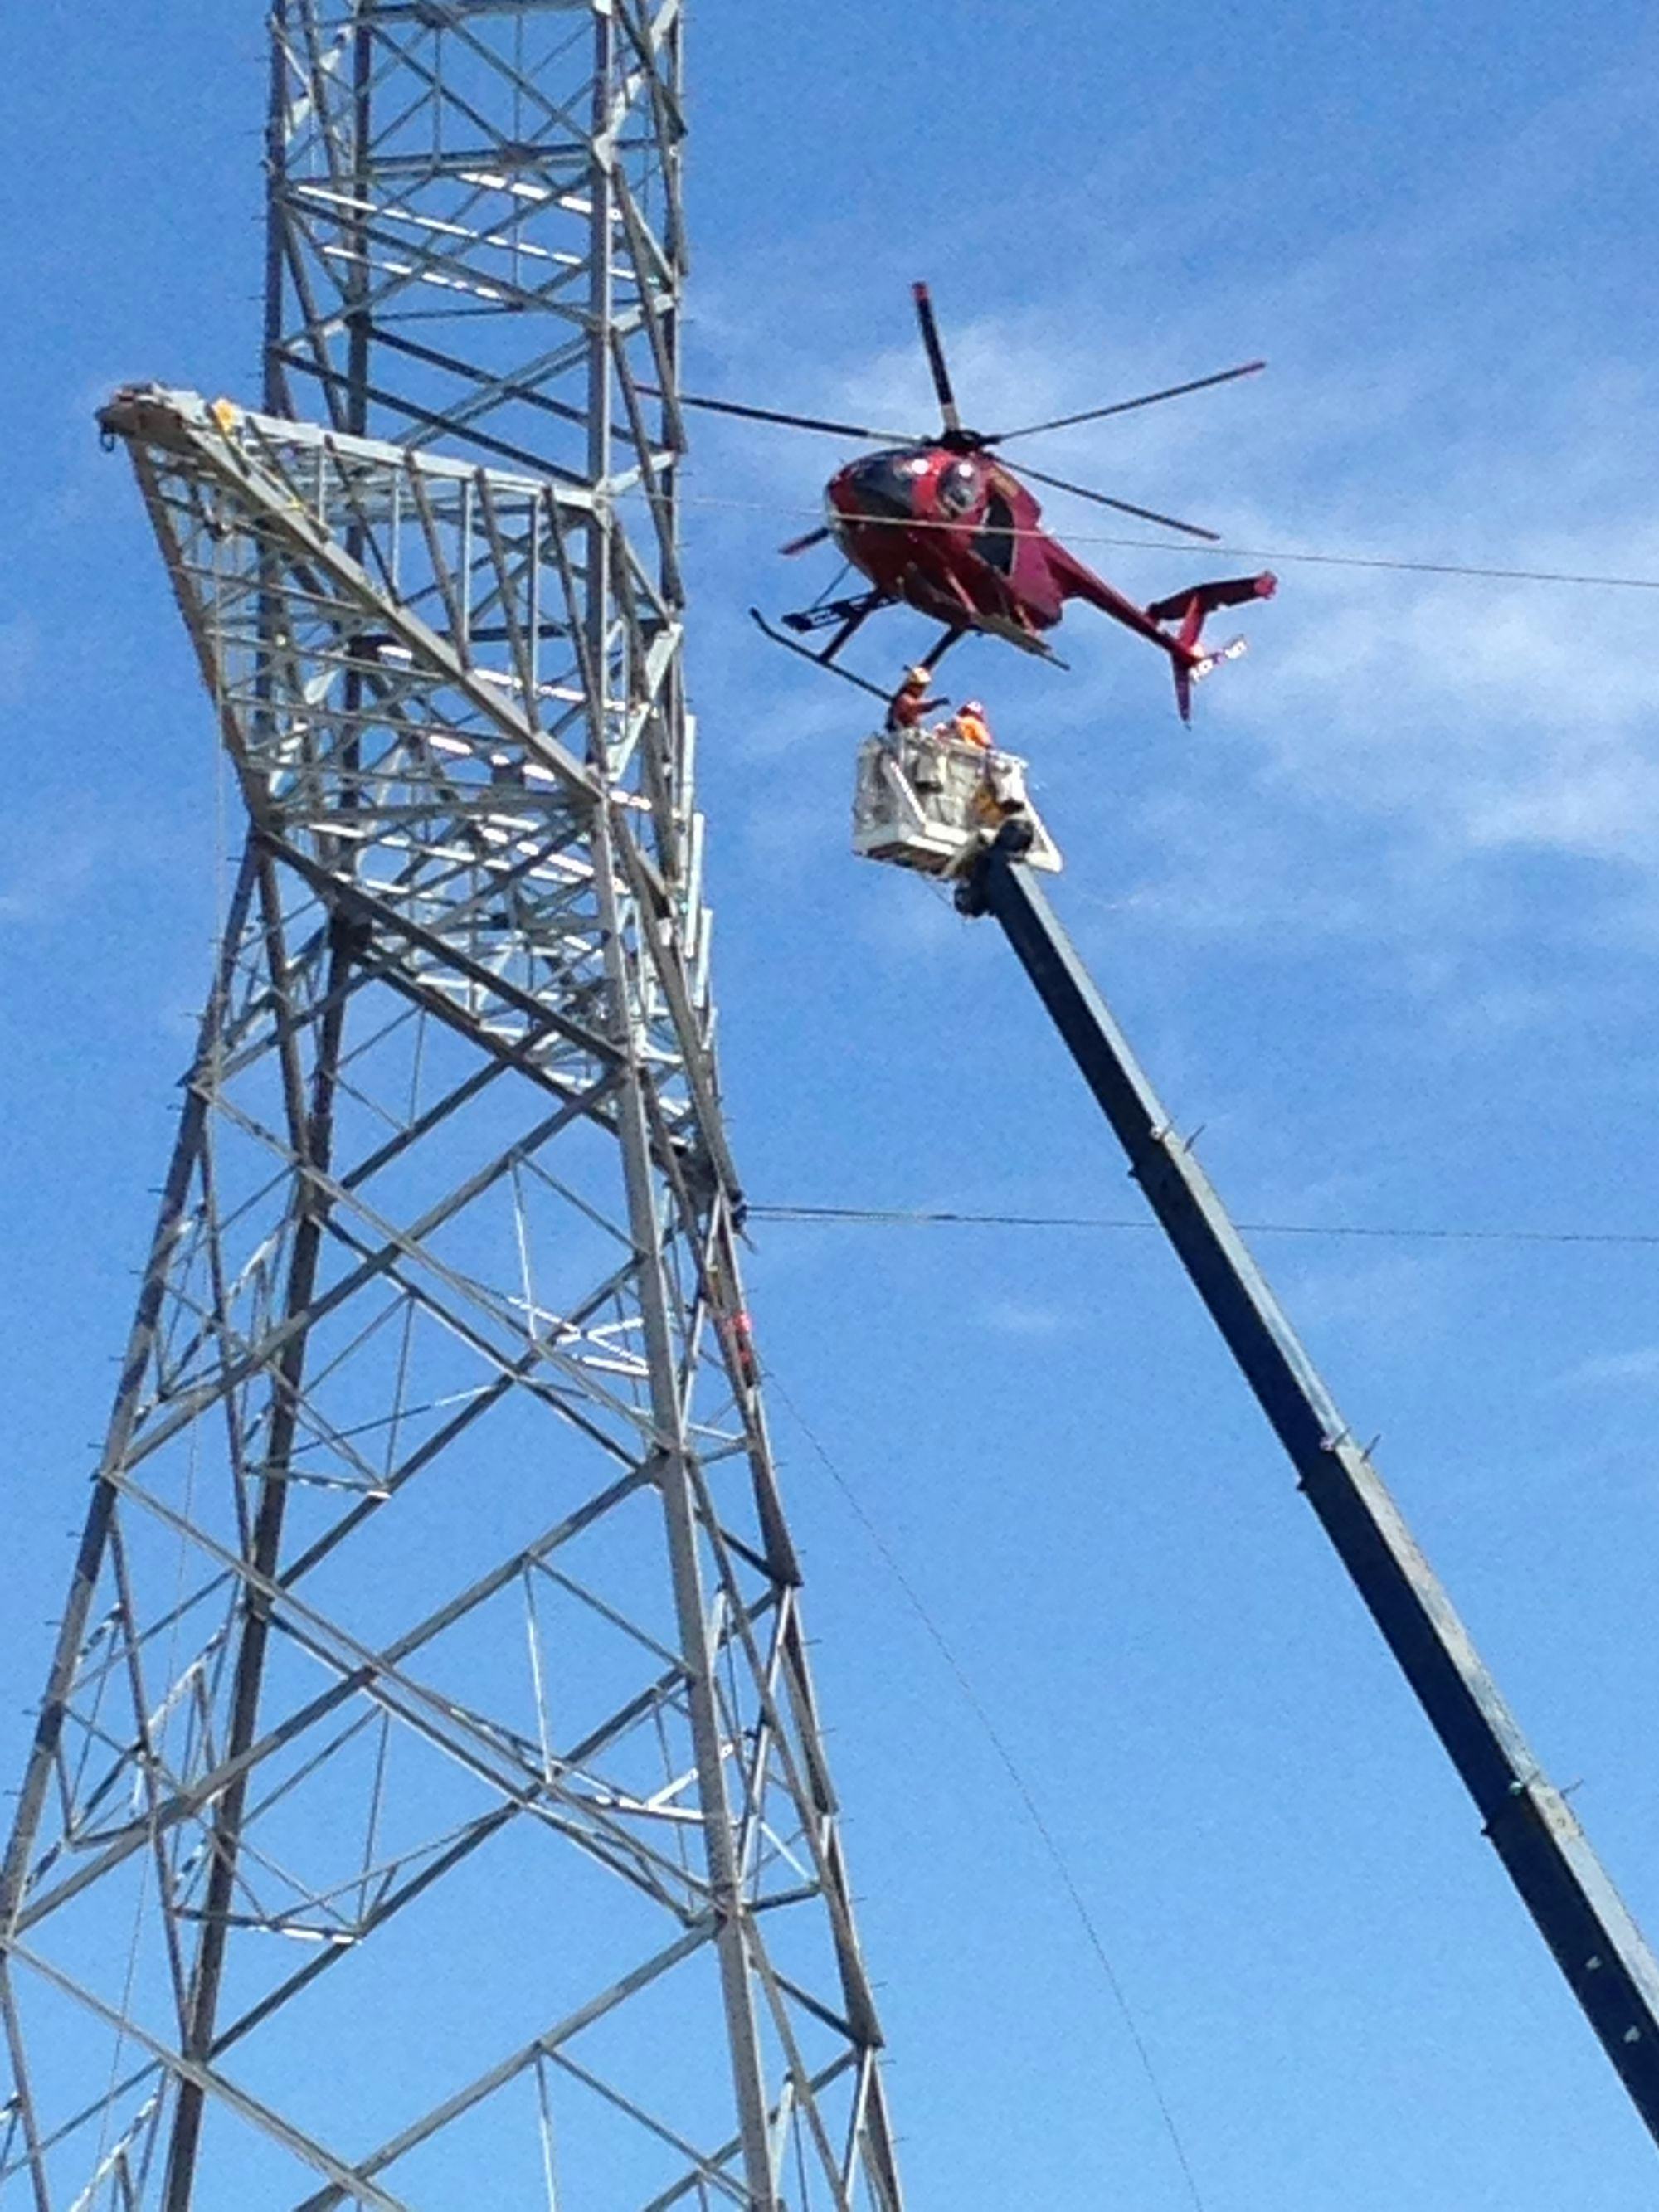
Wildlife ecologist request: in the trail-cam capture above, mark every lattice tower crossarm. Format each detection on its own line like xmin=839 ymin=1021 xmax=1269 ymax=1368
xmin=0 ymin=2 xmax=907 ymax=2204
xmin=0 ymin=382 xmax=903 ymax=2212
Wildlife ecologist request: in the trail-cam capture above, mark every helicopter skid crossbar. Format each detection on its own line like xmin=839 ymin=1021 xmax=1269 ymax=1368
xmin=779 ymin=592 xmax=885 ymax=638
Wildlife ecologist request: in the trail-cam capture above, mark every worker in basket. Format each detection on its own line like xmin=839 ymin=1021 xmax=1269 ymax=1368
xmin=950 ymin=698 xmax=993 ymax=750
xmin=941 ymin=698 xmax=1029 ymax=823
xmin=884 ymin=664 xmax=947 ymax=735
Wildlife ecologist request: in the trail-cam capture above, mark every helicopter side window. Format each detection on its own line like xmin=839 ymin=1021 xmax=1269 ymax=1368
xmin=975 ymin=489 xmax=1016 ymax=576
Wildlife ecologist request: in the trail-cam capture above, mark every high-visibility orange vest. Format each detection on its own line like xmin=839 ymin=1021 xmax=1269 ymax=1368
xmin=954 ymin=711 xmax=991 ymax=749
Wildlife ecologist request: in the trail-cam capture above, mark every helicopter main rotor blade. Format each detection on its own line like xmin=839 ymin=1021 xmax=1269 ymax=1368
xmin=988 ymin=359 xmax=1267 ymax=445
xmin=1011 ymin=460 xmax=1221 ymax=542
xmin=912 ymin=282 xmax=965 ymax=436
xmin=641 ymin=386 xmax=921 ymax=444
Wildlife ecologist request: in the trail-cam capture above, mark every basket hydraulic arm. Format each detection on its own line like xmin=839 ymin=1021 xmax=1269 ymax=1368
xmin=961 ymin=830 xmax=1659 ymax=2149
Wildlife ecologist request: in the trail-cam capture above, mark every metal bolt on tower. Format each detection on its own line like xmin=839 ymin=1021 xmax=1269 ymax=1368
xmin=0 ymin=7 xmax=903 ymax=2208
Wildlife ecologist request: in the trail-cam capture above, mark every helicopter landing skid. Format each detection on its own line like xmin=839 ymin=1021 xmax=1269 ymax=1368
xmin=749 ymin=609 xmax=973 ymax=702
xmin=748 ymin=609 xmax=892 ymax=702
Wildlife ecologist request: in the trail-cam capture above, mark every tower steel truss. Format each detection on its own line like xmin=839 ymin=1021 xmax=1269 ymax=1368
xmin=1 ymin=10 xmax=902 ymax=2210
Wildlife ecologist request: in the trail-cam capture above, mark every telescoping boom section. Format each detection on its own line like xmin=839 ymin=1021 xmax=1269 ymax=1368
xmin=955 ymin=824 xmax=1659 ymax=2148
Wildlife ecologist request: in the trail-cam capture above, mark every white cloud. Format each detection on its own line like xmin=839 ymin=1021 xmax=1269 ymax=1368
xmin=0 ymin=616 xmax=40 ymax=707
xmin=0 ymin=819 xmax=107 ymax=925
xmin=1268 ymin=1243 xmax=1457 ymax=1355
xmin=680 ymin=49 xmax=1659 ymax=1014
xmin=976 ymin=1296 xmax=1076 ymax=1339
xmin=1557 ymin=1344 xmax=1659 ymax=1392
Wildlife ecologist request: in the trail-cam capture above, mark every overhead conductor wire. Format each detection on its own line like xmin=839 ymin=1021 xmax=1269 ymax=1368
xmin=761 ymin=1364 xmax=1212 ymax=2212
xmin=750 ymin=1192 xmax=1657 ymax=2195
xmin=751 ymin=1203 xmax=1659 ymax=1248
xmin=645 ymin=488 xmax=1659 ymax=595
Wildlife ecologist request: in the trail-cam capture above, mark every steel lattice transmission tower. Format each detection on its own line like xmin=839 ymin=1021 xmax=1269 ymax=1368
xmin=0 ymin=8 xmax=904 ymax=2208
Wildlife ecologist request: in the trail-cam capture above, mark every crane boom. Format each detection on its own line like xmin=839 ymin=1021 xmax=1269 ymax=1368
xmin=961 ymin=827 xmax=1659 ymax=2147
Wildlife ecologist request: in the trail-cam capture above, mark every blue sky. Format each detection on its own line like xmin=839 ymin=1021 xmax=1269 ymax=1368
xmin=5 ymin=5 xmax=1659 ymax=2206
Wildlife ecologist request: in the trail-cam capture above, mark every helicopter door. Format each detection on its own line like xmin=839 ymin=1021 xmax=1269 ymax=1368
xmin=974 ymin=489 xmax=1017 ymax=576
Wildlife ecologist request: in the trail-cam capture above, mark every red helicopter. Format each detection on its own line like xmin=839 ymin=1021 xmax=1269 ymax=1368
xmin=674 ymin=284 xmax=1276 ymax=720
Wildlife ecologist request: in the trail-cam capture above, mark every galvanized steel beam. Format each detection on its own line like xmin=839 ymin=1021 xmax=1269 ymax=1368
xmin=0 ymin=9 xmax=903 ymax=2208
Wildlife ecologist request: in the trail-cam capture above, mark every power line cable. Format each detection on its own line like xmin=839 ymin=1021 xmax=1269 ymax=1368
xmin=751 ymin=1202 xmax=1659 ymax=1249
xmin=646 ymin=488 xmax=1659 ymax=595
xmin=762 ymin=1362 xmax=1211 ymax=2212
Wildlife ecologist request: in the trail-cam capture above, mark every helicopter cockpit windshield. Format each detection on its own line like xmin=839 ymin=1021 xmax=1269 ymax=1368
xmin=838 ymin=449 xmax=929 ymax=522
xmin=937 ymin=459 xmax=980 ymax=516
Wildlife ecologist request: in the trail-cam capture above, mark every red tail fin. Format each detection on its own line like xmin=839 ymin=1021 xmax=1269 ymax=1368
xmin=1147 ymin=571 xmax=1277 ymax=630
xmin=1151 ymin=572 xmax=1277 ymax=720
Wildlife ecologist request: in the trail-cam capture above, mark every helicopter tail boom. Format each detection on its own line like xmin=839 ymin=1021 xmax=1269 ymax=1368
xmin=1044 ymin=547 xmax=1277 ymax=718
